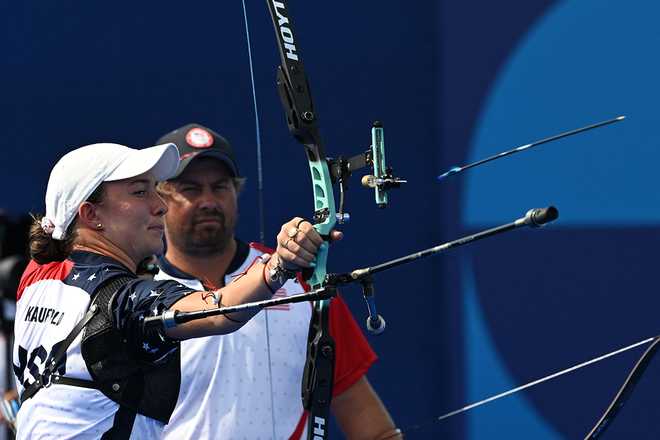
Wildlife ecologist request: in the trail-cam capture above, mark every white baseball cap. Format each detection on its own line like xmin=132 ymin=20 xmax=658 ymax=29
xmin=41 ymin=142 xmax=180 ymax=240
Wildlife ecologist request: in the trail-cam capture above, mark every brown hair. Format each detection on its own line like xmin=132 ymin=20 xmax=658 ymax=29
xmin=29 ymin=184 xmax=106 ymax=264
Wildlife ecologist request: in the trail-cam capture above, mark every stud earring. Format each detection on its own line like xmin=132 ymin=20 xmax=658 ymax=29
xmin=96 ymin=223 xmax=103 ymax=229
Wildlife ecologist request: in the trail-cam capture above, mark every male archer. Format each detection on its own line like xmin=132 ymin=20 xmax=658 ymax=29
xmin=155 ymin=123 xmax=402 ymax=439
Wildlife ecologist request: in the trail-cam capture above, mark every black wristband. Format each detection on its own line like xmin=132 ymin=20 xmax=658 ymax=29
xmin=267 ymin=255 xmax=297 ymax=285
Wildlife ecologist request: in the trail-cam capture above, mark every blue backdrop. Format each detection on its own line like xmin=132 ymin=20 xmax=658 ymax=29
xmin=2 ymin=1 xmax=659 ymax=438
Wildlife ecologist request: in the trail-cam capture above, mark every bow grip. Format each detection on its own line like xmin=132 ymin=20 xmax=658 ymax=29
xmin=305 ymin=237 xmax=329 ymax=289
xmin=303 ymin=154 xmax=336 ymax=289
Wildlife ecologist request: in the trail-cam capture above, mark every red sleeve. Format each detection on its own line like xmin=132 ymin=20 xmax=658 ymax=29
xmin=329 ymin=295 xmax=378 ymax=396
xmin=17 ymin=259 xmax=73 ymax=301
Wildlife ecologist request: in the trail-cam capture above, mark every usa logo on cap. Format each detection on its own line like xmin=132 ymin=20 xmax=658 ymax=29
xmin=185 ymin=128 xmax=214 ymax=148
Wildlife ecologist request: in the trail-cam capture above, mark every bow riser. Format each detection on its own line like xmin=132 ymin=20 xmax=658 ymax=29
xmin=266 ymin=2 xmax=337 ymax=439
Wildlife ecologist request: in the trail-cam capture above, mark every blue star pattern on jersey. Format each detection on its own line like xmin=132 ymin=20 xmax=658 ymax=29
xmin=66 ymin=251 xmax=194 ymax=363
xmin=113 ymin=279 xmax=193 ymax=362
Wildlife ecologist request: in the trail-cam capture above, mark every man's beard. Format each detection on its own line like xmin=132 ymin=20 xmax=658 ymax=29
xmin=177 ymin=211 xmax=235 ymax=257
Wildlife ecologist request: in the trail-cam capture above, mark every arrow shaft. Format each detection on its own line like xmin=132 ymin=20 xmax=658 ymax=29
xmin=436 ymin=336 xmax=654 ymax=422
xmin=438 ymin=116 xmax=625 ymax=180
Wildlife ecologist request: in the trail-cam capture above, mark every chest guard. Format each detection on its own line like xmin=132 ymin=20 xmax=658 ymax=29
xmin=81 ymin=276 xmax=181 ymax=423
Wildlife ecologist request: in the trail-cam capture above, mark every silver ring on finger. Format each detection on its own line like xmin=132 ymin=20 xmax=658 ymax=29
xmin=283 ymin=238 xmax=293 ymax=250
xmin=287 ymin=227 xmax=299 ymax=239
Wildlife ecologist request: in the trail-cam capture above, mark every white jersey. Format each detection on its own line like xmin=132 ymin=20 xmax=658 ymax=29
xmin=157 ymin=241 xmax=376 ymax=440
xmin=13 ymin=251 xmax=192 ymax=439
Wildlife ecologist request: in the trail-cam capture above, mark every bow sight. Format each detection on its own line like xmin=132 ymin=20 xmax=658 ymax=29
xmin=331 ymin=121 xmax=407 ymax=215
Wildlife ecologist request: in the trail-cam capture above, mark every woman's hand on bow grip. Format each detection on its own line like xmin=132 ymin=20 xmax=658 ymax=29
xmin=275 ymin=217 xmax=343 ymax=270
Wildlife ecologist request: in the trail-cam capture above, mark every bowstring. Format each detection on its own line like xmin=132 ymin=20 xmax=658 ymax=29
xmin=240 ymin=2 xmax=277 ymax=438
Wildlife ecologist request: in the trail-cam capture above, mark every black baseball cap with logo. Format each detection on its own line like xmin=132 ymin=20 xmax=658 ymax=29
xmin=156 ymin=123 xmax=240 ymax=178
